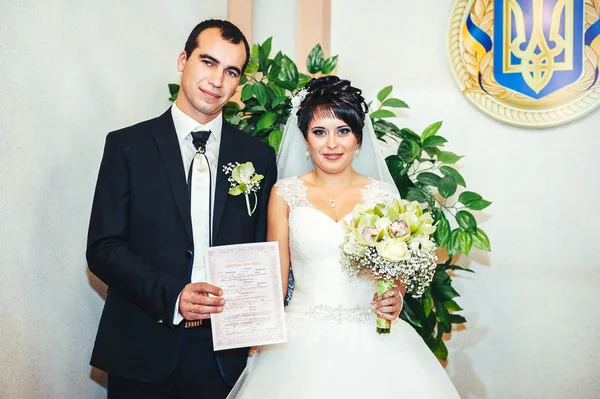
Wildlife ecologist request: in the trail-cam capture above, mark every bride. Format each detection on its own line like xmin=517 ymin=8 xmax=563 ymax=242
xmin=228 ymin=76 xmax=460 ymax=398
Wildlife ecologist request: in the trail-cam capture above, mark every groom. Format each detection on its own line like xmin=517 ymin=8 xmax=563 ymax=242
xmin=87 ymin=19 xmax=277 ymax=398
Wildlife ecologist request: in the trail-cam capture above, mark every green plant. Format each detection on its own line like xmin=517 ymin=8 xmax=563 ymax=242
xmin=168 ymin=38 xmax=491 ymax=360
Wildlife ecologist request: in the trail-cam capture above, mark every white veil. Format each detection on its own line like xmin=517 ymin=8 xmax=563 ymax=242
xmin=276 ymin=114 xmax=396 ymax=186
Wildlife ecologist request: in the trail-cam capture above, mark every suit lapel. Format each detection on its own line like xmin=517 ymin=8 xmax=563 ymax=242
xmin=152 ymin=109 xmax=193 ymax=243
xmin=213 ymin=121 xmax=243 ymax=241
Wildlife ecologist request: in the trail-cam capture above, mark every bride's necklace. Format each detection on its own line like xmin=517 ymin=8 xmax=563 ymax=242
xmin=314 ymin=172 xmax=356 ymax=208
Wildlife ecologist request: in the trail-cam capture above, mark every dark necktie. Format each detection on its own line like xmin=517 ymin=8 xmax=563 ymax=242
xmin=188 ymin=130 xmax=212 ymax=246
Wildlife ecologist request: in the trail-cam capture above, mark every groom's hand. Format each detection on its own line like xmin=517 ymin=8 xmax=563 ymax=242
xmin=179 ymin=282 xmax=225 ymax=320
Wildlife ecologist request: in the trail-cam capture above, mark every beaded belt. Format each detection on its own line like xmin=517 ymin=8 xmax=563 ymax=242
xmin=300 ymin=304 xmax=373 ymax=323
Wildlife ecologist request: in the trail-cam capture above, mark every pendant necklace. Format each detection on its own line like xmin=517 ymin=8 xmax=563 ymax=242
xmin=314 ymin=172 xmax=356 ymax=209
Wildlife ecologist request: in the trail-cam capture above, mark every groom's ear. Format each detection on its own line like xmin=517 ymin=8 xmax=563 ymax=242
xmin=177 ymin=50 xmax=188 ymax=73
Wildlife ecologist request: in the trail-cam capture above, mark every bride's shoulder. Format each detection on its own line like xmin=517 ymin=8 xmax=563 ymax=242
xmin=364 ymin=179 xmax=400 ymax=202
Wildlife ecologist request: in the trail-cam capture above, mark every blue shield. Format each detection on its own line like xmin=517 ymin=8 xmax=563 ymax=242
xmin=494 ymin=0 xmax=584 ymax=99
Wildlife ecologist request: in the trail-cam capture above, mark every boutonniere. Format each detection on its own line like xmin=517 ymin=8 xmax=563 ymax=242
xmin=223 ymin=162 xmax=264 ymax=216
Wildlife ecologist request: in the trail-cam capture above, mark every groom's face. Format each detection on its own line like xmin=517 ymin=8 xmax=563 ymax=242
xmin=176 ymin=28 xmax=245 ymax=124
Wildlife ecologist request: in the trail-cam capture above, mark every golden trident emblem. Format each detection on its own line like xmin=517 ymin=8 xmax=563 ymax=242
xmin=503 ymin=0 xmax=574 ymax=93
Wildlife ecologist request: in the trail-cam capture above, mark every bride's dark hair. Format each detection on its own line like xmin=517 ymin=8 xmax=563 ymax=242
xmin=296 ymin=76 xmax=368 ymax=145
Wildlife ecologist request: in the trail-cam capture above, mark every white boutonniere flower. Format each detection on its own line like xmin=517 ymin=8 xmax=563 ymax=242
xmin=223 ymin=162 xmax=264 ymax=216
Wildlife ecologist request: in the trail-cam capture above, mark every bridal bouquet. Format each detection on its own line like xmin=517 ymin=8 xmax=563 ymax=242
xmin=341 ymin=198 xmax=438 ymax=334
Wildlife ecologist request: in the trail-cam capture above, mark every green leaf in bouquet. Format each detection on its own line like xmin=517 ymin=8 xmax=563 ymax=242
xmin=370 ymin=109 xmax=396 ymax=119
xmin=424 ymin=295 xmax=434 ymax=317
xmin=239 ymin=74 xmax=249 ymax=85
xmin=467 ymin=199 xmax=492 ymax=210
xmin=423 ymin=135 xmax=448 ymax=149
xmin=246 ymin=105 xmax=266 ymax=112
xmin=456 ymin=210 xmax=477 ymax=233
xmin=257 ymin=112 xmax=277 ymax=131
xmin=434 ymin=218 xmax=451 ymax=247
xmin=440 ymin=166 xmax=466 ymax=187
xmin=254 ymin=82 xmax=269 ymax=107
xmin=321 ymin=55 xmax=338 ymax=74
xmin=244 ymin=57 xmax=259 ymax=75
xmin=381 ymin=98 xmax=409 ymax=108
xmin=306 ymin=43 xmax=325 ymax=74
xmin=472 ymin=228 xmax=491 ymax=251
xmin=458 ymin=191 xmax=491 ymax=210
xmin=444 ymin=299 xmax=463 ymax=312
xmin=416 ymin=172 xmax=441 ymax=186
xmin=222 ymin=101 xmax=240 ymax=117
xmin=268 ymin=129 xmax=283 ymax=153
xmin=421 ymin=121 xmax=442 ymax=141
xmin=168 ymin=83 xmax=179 ymax=96
xmin=377 ymin=85 xmax=393 ymax=102
xmin=437 ymin=174 xmax=457 ymax=198
xmin=274 ymin=55 xmax=299 ymax=91
xmin=241 ymin=84 xmax=255 ymax=101
xmin=438 ymin=151 xmax=463 ymax=164
xmin=458 ymin=230 xmax=473 ymax=256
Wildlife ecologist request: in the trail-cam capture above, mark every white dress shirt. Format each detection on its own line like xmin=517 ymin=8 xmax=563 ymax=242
xmin=171 ymin=101 xmax=222 ymax=324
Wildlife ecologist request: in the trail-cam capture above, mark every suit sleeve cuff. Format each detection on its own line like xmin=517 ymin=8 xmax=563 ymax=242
xmin=173 ymin=291 xmax=184 ymax=325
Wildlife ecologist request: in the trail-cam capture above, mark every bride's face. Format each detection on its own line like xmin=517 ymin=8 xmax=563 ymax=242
xmin=306 ymin=116 xmax=358 ymax=174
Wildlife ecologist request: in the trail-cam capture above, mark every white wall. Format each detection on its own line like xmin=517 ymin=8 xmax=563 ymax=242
xmin=0 ymin=1 xmax=227 ymax=398
xmin=331 ymin=1 xmax=600 ymax=398
xmin=253 ymin=0 xmax=298 ymax=60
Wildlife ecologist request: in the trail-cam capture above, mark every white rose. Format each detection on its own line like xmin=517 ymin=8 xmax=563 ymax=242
xmin=376 ymin=239 xmax=410 ymax=262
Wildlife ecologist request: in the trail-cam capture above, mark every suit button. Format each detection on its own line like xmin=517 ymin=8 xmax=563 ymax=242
xmin=186 ymin=250 xmax=193 ymax=259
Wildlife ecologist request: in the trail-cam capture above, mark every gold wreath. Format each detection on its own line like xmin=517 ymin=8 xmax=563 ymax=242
xmin=448 ymin=0 xmax=600 ymax=127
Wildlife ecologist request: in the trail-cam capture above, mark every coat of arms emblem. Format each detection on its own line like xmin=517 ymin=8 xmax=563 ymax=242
xmin=448 ymin=0 xmax=600 ymax=127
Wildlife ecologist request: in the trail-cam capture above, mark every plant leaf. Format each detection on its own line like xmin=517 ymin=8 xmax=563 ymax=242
xmin=458 ymin=230 xmax=473 ymax=256
xmin=268 ymin=129 xmax=283 ymax=153
xmin=437 ymin=174 xmax=457 ymax=198
xmin=466 ymin=199 xmax=492 ymax=210
xmin=261 ymin=37 xmax=272 ymax=58
xmin=271 ymin=95 xmax=288 ymax=108
xmin=422 ymin=135 xmax=448 ymax=148
xmin=472 ymin=228 xmax=491 ymax=251
xmin=445 ymin=264 xmax=475 ymax=273
xmin=405 ymin=187 xmax=429 ymax=202
xmin=381 ymin=98 xmax=408 ymax=108
xmin=321 ymin=55 xmax=338 ymax=74
xmin=254 ymin=82 xmax=268 ymax=107
xmin=370 ymin=109 xmax=396 ymax=119
xmin=168 ymin=83 xmax=179 ymax=96
xmin=440 ymin=166 xmax=466 ymax=187
xmin=241 ymin=84 xmax=254 ymax=101
xmin=416 ymin=172 xmax=441 ymax=186
xmin=434 ymin=218 xmax=451 ymax=247
xmin=430 ymin=339 xmax=448 ymax=361
xmin=456 ymin=210 xmax=478 ymax=233
xmin=377 ymin=85 xmax=393 ymax=102
xmin=448 ymin=314 xmax=467 ymax=324
xmin=306 ymin=43 xmax=324 ymax=74
xmin=447 ymin=229 xmax=461 ymax=257
xmin=421 ymin=121 xmax=442 ymax=141
xmin=445 ymin=299 xmax=463 ymax=312
xmin=438 ymin=151 xmax=463 ymax=164
xmin=256 ymin=112 xmax=277 ymax=131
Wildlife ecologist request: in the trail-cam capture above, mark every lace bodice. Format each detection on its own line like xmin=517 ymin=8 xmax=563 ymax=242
xmin=275 ymin=177 xmax=399 ymax=320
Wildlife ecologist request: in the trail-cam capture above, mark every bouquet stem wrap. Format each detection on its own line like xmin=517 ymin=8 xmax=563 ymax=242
xmin=376 ymin=279 xmax=395 ymax=334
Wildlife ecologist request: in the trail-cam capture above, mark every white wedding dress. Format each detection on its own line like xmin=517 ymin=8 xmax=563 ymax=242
xmin=227 ymin=177 xmax=460 ymax=399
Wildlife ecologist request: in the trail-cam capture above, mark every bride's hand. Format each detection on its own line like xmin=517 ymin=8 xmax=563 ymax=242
xmin=371 ymin=289 xmax=403 ymax=320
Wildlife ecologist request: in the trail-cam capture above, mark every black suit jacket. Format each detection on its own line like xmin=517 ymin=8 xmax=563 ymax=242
xmin=87 ymin=108 xmax=277 ymax=384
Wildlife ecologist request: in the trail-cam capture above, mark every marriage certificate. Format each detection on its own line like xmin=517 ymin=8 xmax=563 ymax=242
xmin=205 ymin=242 xmax=287 ymax=351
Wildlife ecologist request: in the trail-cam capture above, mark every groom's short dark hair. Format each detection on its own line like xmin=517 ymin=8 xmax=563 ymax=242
xmin=184 ymin=19 xmax=250 ymax=72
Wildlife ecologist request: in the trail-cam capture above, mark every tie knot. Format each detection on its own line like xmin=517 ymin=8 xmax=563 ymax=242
xmin=190 ymin=130 xmax=211 ymax=152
